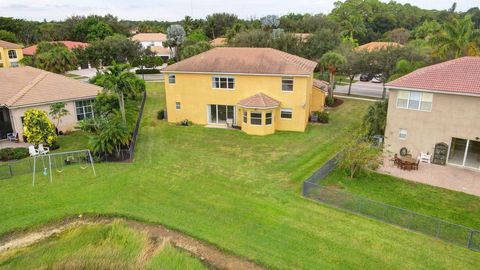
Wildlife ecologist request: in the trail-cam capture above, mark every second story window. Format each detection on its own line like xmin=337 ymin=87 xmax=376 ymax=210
xmin=396 ymin=90 xmax=433 ymax=112
xmin=282 ymin=77 xmax=294 ymax=91
xmin=212 ymin=76 xmax=235 ymax=89
xmin=8 ymin=50 xmax=17 ymax=59
xmin=168 ymin=74 xmax=176 ymax=84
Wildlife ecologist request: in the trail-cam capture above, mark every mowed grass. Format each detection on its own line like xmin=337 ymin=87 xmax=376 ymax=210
xmin=322 ymin=169 xmax=480 ymax=228
xmin=0 ymin=221 xmax=207 ymax=270
xmin=0 ymin=82 xmax=479 ymax=269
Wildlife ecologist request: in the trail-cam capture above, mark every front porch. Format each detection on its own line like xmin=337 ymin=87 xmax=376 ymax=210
xmin=379 ymin=158 xmax=480 ymax=196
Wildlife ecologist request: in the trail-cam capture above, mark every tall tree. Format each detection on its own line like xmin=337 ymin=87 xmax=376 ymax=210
xmin=0 ymin=30 xmax=18 ymax=43
xmin=319 ymin=51 xmax=347 ymax=97
xmin=430 ymin=15 xmax=480 ymax=59
xmin=35 ymin=45 xmax=78 ymax=74
xmin=204 ymin=13 xmax=238 ymax=39
xmin=98 ymin=62 xmax=144 ymax=123
xmin=165 ymin=24 xmax=186 ymax=62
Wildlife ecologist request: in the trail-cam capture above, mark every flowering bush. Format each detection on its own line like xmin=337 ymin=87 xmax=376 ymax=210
xmin=23 ymin=109 xmax=57 ymax=145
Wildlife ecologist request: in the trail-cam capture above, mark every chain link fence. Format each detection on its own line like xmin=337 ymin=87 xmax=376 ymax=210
xmin=302 ymin=155 xmax=480 ymax=252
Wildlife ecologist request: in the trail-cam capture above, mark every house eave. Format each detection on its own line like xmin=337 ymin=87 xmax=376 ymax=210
xmin=161 ymin=70 xmax=312 ymax=78
xmin=385 ymin=85 xmax=480 ymax=98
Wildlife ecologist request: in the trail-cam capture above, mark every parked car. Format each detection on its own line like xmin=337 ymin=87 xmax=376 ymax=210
xmin=371 ymin=75 xmax=383 ymax=83
xmin=359 ymin=74 xmax=373 ymax=82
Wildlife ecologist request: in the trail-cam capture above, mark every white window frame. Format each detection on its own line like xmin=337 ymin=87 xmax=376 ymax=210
xmin=265 ymin=111 xmax=273 ymax=125
xmin=280 ymin=108 xmax=293 ymax=119
xmin=396 ymin=90 xmax=433 ymax=112
xmin=399 ymin=128 xmax=407 ymax=140
xmin=212 ymin=76 xmax=235 ymax=90
xmin=175 ymin=101 xmax=181 ymax=110
xmin=207 ymin=104 xmax=236 ymax=125
xmin=75 ymin=99 xmax=94 ymax=121
xmin=168 ymin=74 xmax=176 ymax=84
xmin=282 ymin=77 xmax=294 ymax=92
xmin=250 ymin=112 xmax=262 ymax=125
xmin=8 ymin=50 xmax=17 ymax=59
xmin=243 ymin=111 xmax=247 ymax=123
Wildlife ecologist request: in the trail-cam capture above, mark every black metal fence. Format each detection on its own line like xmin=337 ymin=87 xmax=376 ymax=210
xmin=302 ymin=155 xmax=480 ymax=252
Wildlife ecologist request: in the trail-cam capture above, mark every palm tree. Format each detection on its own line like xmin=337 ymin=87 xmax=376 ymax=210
xmin=319 ymin=51 xmax=347 ymax=97
xmin=431 ymin=15 xmax=480 ymax=59
xmin=102 ymin=62 xmax=136 ymax=123
xmin=36 ymin=46 xmax=77 ymax=74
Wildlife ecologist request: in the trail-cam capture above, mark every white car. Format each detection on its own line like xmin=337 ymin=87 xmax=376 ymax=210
xmin=371 ymin=75 xmax=383 ymax=83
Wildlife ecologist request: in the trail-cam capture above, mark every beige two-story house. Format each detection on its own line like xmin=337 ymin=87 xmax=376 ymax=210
xmin=385 ymin=57 xmax=480 ymax=170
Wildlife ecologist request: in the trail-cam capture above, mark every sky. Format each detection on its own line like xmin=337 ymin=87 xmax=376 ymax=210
xmin=0 ymin=0 xmax=478 ymax=21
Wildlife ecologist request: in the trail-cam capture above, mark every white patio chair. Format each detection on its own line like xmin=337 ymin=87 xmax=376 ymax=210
xmin=38 ymin=144 xmax=50 ymax=155
xmin=29 ymin=145 xmax=39 ymax=157
xmin=419 ymin=152 xmax=431 ymax=163
xmin=6 ymin=132 xmax=17 ymax=142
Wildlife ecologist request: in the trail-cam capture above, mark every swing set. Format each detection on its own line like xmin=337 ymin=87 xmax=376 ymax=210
xmin=32 ymin=149 xmax=96 ymax=186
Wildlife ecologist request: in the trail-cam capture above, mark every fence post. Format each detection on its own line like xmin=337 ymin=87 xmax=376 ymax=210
xmin=467 ymin=230 xmax=473 ymax=249
xmin=435 ymin=220 xmax=441 ymax=238
xmin=8 ymin=164 xmax=13 ymax=177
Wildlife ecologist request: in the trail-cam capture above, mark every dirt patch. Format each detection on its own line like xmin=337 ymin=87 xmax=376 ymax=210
xmin=0 ymin=216 xmax=265 ymax=270
xmin=327 ymin=98 xmax=344 ymax=108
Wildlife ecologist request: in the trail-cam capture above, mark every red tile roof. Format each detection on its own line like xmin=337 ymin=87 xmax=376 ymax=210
xmin=163 ymin=48 xmax=317 ymax=76
xmin=23 ymin=41 xmax=89 ymax=55
xmin=0 ymin=39 xmax=23 ymax=49
xmin=313 ymin=79 xmax=329 ymax=92
xmin=238 ymin=93 xmax=280 ymax=109
xmin=386 ymin=57 xmax=480 ymax=96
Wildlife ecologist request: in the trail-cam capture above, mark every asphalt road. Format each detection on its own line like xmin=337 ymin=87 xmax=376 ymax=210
xmin=335 ymin=81 xmax=387 ymax=98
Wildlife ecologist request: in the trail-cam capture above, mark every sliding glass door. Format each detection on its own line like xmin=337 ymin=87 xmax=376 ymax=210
xmin=448 ymin=138 xmax=480 ymax=169
xmin=208 ymin=105 xmax=235 ymax=125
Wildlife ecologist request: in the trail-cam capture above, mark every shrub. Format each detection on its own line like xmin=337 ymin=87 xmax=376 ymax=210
xmin=318 ymin=111 xmax=329 ymax=123
xmin=167 ymin=58 xmax=176 ymax=65
xmin=135 ymin=69 xmax=160 ymax=74
xmin=23 ymin=109 xmax=57 ymax=146
xmin=337 ymin=133 xmax=383 ymax=179
xmin=0 ymin=147 xmax=29 ymax=161
xmin=157 ymin=110 xmax=165 ymax=120
xmin=325 ymin=96 xmax=335 ymax=106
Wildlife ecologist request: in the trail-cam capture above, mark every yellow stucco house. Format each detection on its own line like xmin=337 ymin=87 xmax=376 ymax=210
xmin=0 ymin=40 xmax=23 ymax=68
xmin=162 ymin=47 xmax=327 ymax=135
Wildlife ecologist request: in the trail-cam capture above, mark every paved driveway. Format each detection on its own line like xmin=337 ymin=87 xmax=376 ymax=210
xmin=379 ymin=158 xmax=480 ymax=197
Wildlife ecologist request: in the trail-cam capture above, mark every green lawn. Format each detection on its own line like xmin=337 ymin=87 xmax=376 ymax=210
xmin=0 ymin=221 xmax=207 ymax=269
xmin=0 ymin=82 xmax=479 ymax=269
xmin=322 ymin=169 xmax=480 ymax=228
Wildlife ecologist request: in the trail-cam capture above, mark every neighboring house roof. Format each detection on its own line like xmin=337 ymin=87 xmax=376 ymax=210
xmin=238 ymin=93 xmax=280 ymax=109
xmin=132 ymin=33 xmax=167 ymax=42
xmin=0 ymin=66 xmax=101 ymax=108
xmin=313 ymin=79 xmax=330 ymax=92
xmin=0 ymin=39 xmax=23 ymax=49
xmin=356 ymin=42 xmax=402 ymax=52
xmin=386 ymin=57 xmax=480 ymax=96
xmin=23 ymin=41 xmax=89 ymax=56
xmin=150 ymin=46 xmax=171 ymax=56
xmin=210 ymin=38 xmax=227 ymax=47
xmin=293 ymin=33 xmax=312 ymax=42
xmin=163 ymin=47 xmax=317 ymax=76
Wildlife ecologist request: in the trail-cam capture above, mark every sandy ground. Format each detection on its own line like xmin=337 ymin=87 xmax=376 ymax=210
xmin=0 ymin=216 xmax=265 ymax=270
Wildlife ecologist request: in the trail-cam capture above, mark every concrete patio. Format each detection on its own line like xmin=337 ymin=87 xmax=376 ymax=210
xmin=379 ymin=158 xmax=480 ymax=197
xmin=0 ymin=140 xmax=29 ymax=149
